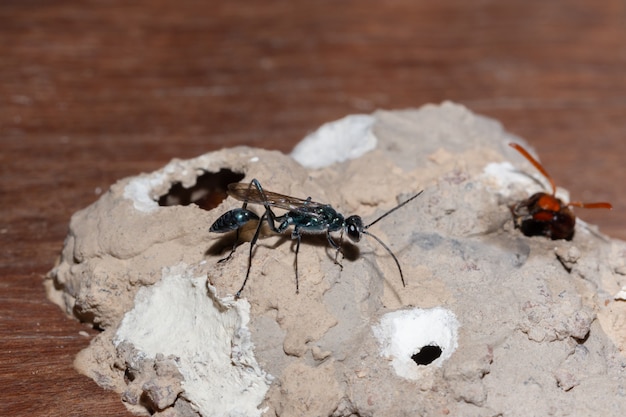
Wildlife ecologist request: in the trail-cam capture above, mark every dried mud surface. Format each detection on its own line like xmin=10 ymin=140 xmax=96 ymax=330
xmin=47 ymin=103 xmax=626 ymax=417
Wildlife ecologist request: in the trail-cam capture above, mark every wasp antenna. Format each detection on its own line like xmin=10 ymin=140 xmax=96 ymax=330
xmin=365 ymin=190 xmax=424 ymax=229
xmin=509 ymin=143 xmax=557 ymax=196
xmin=568 ymin=201 xmax=613 ymax=209
xmin=362 ymin=230 xmax=406 ymax=287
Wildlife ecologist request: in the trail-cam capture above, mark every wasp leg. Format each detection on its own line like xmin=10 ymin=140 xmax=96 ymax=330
xmin=235 ymin=211 xmax=268 ymax=299
xmin=292 ymin=229 xmax=301 ymax=294
xmin=327 ymin=230 xmax=344 ymax=270
xmin=218 ymin=228 xmax=240 ymax=263
xmin=250 ymin=179 xmax=288 ymax=235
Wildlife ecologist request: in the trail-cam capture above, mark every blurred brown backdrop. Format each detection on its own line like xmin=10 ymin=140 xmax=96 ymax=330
xmin=1 ymin=1 xmax=625 ymax=416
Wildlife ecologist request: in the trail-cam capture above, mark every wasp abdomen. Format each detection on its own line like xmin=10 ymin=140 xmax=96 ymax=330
xmin=210 ymin=208 xmax=260 ymax=233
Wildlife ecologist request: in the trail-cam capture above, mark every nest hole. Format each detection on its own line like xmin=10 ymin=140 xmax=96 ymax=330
xmin=411 ymin=345 xmax=442 ymax=366
xmin=157 ymin=169 xmax=244 ymax=210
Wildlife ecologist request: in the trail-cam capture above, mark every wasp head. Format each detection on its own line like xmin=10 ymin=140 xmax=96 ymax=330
xmin=345 ymin=215 xmax=364 ymax=242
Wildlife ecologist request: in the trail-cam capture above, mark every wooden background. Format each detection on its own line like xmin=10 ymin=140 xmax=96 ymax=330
xmin=1 ymin=1 xmax=625 ymax=416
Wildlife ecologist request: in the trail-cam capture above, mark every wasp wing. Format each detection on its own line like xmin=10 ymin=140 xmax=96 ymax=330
xmin=227 ymin=182 xmax=327 ymax=211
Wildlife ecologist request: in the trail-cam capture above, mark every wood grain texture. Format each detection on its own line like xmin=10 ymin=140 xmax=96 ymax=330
xmin=1 ymin=1 xmax=625 ymax=415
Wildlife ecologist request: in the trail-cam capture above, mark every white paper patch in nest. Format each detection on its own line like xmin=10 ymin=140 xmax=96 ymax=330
xmin=114 ymin=264 xmax=272 ymax=417
xmin=482 ymin=161 xmax=570 ymax=202
xmin=291 ymin=114 xmax=377 ymax=169
xmin=123 ymin=170 xmax=169 ymax=213
xmin=372 ymin=307 xmax=459 ymax=380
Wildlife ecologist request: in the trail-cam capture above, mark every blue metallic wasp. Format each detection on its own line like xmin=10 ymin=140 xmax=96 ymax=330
xmin=210 ymin=179 xmax=422 ymax=298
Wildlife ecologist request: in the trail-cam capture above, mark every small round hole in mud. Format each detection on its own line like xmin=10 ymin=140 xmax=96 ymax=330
xmin=157 ymin=169 xmax=244 ymax=210
xmin=411 ymin=345 xmax=442 ymax=366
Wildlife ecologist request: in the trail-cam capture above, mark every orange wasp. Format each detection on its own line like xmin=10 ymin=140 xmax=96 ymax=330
xmin=509 ymin=142 xmax=612 ymax=240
